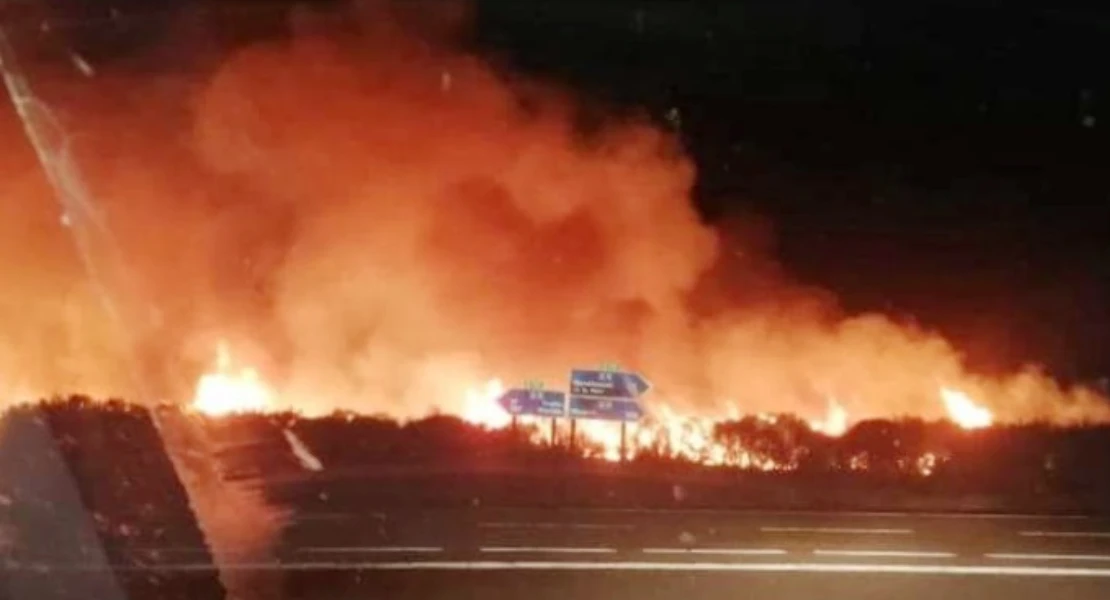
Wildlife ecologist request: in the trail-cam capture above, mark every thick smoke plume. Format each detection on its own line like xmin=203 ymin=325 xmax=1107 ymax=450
xmin=1 ymin=1 xmax=1106 ymax=424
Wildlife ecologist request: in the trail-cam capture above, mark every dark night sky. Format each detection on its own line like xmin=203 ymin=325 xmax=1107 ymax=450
xmin=472 ymin=0 xmax=1110 ymax=382
xmin=7 ymin=0 xmax=1110 ymax=382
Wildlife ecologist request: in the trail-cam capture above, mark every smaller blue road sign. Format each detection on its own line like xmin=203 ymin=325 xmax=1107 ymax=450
xmin=497 ymin=388 xmax=567 ymax=417
xmin=569 ymin=369 xmax=651 ymax=399
xmin=567 ymin=396 xmax=645 ymax=422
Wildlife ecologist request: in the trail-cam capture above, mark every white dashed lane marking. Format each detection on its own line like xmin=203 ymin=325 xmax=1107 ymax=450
xmin=642 ymin=548 xmax=787 ymax=556
xmin=298 ymin=547 xmax=443 ymax=554
xmin=1019 ymin=531 xmax=1110 ymax=539
xmin=479 ymin=547 xmax=617 ymax=554
xmin=988 ymin=553 xmax=1110 ymax=562
xmin=761 ymin=526 xmax=914 ymax=535
xmin=813 ymin=549 xmax=955 ymax=559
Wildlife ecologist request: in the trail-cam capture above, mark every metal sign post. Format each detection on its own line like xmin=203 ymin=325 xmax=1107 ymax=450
xmin=620 ymin=421 xmax=628 ymax=463
xmin=568 ymin=366 xmax=651 ymax=462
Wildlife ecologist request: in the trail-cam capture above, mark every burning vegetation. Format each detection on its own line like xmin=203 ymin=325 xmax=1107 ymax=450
xmin=185 ymin=342 xmax=990 ymax=474
xmin=1 ymin=1 xmax=1109 ymax=432
xmin=8 ymin=395 xmax=1110 ymax=510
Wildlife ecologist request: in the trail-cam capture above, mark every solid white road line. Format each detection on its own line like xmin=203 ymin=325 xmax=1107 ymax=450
xmin=761 ymin=526 xmax=913 ymax=535
xmin=479 ymin=547 xmax=617 ymax=554
xmin=298 ymin=547 xmax=442 ymax=553
xmin=534 ymin=507 xmax=1092 ymax=520
xmin=63 ymin=561 xmax=1110 ymax=577
xmin=813 ymin=550 xmax=955 ymax=559
xmin=988 ymin=553 xmax=1110 ymax=562
xmin=1019 ymin=531 xmax=1110 ymax=539
xmin=642 ymin=548 xmax=787 ymax=556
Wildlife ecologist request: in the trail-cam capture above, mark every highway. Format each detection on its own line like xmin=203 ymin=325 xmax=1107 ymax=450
xmin=31 ymin=507 xmax=1110 ymax=600
xmin=277 ymin=506 xmax=1110 ymax=560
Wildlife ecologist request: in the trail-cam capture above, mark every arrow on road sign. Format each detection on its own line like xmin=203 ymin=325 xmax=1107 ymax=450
xmin=496 ymin=388 xmax=567 ymax=418
xmin=567 ymin=396 xmax=644 ymax=422
xmin=569 ymin=368 xmax=651 ymax=399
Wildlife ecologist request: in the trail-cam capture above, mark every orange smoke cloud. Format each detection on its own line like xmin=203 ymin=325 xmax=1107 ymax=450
xmin=1 ymin=1 xmax=1107 ymax=426
xmin=0 ymin=86 xmax=130 ymax=402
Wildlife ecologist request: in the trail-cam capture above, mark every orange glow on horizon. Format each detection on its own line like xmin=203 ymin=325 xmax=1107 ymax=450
xmin=173 ymin=341 xmax=988 ymax=479
xmin=186 ymin=339 xmax=991 ymax=470
xmin=1 ymin=4 xmax=1107 ymax=432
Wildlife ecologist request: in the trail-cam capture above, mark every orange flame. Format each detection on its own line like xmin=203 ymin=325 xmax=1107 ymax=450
xmin=460 ymin=378 xmax=508 ymax=428
xmin=187 ymin=340 xmax=997 ymax=472
xmin=940 ymin=387 xmax=993 ymax=429
xmin=3 ymin=2 xmax=1109 ymax=435
xmin=810 ymin=398 xmax=849 ymax=437
xmin=191 ymin=342 xmax=274 ymax=416
xmin=917 ymin=452 xmax=940 ymax=477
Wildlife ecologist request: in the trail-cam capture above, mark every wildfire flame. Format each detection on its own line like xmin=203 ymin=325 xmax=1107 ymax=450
xmin=810 ymin=398 xmax=849 ymax=437
xmin=2 ymin=1 xmax=1108 ymax=455
xmin=186 ymin=341 xmax=993 ymax=476
xmin=2 ymin=3 xmax=1107 ymax=441
xmin=940 ymin=387 xmax=993 ymax=429
xmin=461 ymin=378 xmax=509 ymax=428
xmin=191 ymin=343 xmax=274 ymax=416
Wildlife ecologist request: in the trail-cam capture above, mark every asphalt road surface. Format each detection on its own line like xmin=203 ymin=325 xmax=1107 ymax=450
xmin=11 ymin=508 xmax=1110 ymax=599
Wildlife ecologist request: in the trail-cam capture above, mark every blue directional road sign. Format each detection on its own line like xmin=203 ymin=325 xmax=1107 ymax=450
xmin=568 ymin=396 xmax=645 ymax=422
xmin=497 ymin=388 xmax=567 ymax=417
xmin=569 ymin=369 xmax=652 ymax=399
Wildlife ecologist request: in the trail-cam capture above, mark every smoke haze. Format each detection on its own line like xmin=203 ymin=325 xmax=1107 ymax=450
xmin=1 ymin=1 xmax=1106 ymax=424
